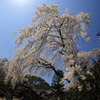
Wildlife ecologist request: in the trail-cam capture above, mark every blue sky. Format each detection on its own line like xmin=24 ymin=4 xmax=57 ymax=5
xmin=0 ymin=0 xmax=100 ymax=84
xmin=0 ymin=0 xmax=100 ymax=59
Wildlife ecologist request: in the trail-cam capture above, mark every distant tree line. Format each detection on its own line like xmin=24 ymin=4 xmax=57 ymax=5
xmin=0 ymin=56 xmax=100 ymax=100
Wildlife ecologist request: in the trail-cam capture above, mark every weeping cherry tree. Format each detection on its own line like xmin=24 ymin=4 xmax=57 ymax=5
xmin=6 ymin=4 xmax=100 ymax=88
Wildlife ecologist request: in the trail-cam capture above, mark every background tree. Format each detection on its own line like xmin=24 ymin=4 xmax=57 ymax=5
xmin=77 ymin=55 xmax=100 ymax=100
xmin=50 ymin=70 xmax=65 ymax=100
xmin=15 ymin=75 xmax=50 ymax=99
xmin=0 ymin=59 xmax=51 ymax=100
xmin=13 ymin=75 xmax=50 ymax=100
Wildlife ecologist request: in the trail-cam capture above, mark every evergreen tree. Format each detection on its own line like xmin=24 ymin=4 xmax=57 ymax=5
xmin=50 ymin=70 xmax=65 ymax=100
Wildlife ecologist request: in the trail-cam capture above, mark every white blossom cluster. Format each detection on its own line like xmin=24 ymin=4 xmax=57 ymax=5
xmin=64 ymin=48 xmax=100 ymax=89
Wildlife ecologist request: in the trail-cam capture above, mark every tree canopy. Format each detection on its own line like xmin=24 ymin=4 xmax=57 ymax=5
xmin=5 ymin=4 xmax=100 ymax=89
xmin=0 ymin=59 xmax=50 ymax=100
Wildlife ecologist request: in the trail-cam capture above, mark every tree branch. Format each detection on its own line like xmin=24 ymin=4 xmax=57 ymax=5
xmin=38 ymin=58 xmax=70 ymax=83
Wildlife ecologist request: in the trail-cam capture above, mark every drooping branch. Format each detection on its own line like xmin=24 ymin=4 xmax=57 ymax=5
xmin=38 ymin=58 xmax=60 ymax=77
xmin=38 ymin=58 xmax=70 ymax=83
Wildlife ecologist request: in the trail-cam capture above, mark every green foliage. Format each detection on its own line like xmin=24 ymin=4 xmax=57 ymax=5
xmin=14 ymin=85 xmax=43 ymax=100
xmin=25 ymin=75 xmax=50 ymax=91
xmin=0 ymin=64 xmax=50 ymax=100
xmin=14 ymin=75 xmax=50 ymax=100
